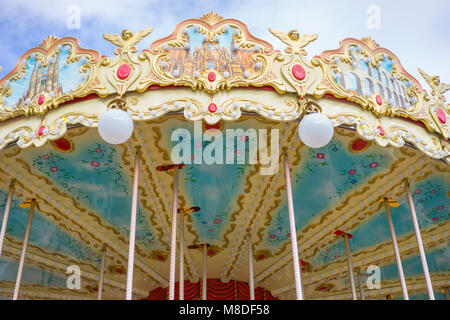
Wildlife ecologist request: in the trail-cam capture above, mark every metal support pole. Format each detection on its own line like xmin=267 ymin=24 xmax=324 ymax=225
xmin=13 ymin=198 xmax=36 ymax=300
xmin=0 ymin=179 xmax=15 ymax=256
xmin=383 ymin=198 xmax=409 ymax=300
xmin=404 ymin=179 xmax=435 ymax=300
xmin=248 ymin=234 xmax=255 ymax=300
xmin=343 ymin=234 xmax=357 ymax=300
xmin=202 ymin=244 xmax=207 ymax=300
xmin=356 ymin=268 xmax=365 ymax=300
xmin=126 ymin=147 xmax=140 ymax=300
xmin=283 ymin=153 xmax=304 ymax=300
xmin=179 ymin=209 xmax=184 ymax=300
xmin=442 ymin=287 xmax=449 ymax=300
xmin=168 ymin=167 xmax=179 ymax=300
xmin=97 ymin=246 xmax=107 ymax=300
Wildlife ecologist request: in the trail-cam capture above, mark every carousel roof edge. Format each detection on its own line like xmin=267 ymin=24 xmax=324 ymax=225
xmin=0 ymin=12 xmax=448 ymax=162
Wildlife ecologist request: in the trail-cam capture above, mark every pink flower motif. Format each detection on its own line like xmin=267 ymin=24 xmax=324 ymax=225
xmin=234 ymin=149 xmax=240 ymax=154
xmin=348 ymin=169 xmax=356 ymax=175
xmin=432 ymin=217 xmax=439 ymax=221
xmin=208 ymin=229 xmax=214 ymax=233
xmin=316 ymin=153 xmax=325 ymax=159
xmin=414 ymin=189 xmax=422 ymax=194
xmin=43 ymin=154 xmax=50 ymax=159
xmin=194 ymin=141 xmax=202 ymax=147
xmin=50 ymin=166 xmax=58 ymax=172
xmin=437 ymin=205 xmax=444 ymax=210
xmin=369 ymin=162 xmax=379 ymax=168
xmin=240 ymin=135 xmax=249 ymax=142
xmin=287 ymin=233 xmax=291 ymax=237
xmin=95 ymin=148 xmax=102 ymax=153
xmin=430 ymin=190 xmax=436 ymax=194
xmin=269 ymin=234 xmax=276 ymax=239
xmin=91 ymin=161 xmax=100 ymax=167
xmin=214 ymin=219 xmax=221 ymax=224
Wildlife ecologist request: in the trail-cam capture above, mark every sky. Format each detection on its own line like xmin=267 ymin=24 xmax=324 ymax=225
xmin=0 ymin=0 xmax=449 ymax=99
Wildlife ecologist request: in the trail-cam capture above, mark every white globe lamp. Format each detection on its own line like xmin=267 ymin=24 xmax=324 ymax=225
xmin=98 ymin=108 xmax=134 ymax=144
xmin=298 ymin=113 xmax=334 ymax=148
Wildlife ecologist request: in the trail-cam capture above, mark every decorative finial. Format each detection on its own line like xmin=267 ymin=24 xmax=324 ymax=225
xmin=39 ymin=36 xmax=60 ymax=50
xmin=199 ymin=12 xmax=224 ymax=25
xmin=360 ymin=37 xmax=380 ymax=50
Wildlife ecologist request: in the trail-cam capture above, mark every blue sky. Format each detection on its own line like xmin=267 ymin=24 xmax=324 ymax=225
xmin=0 ymin=0 xmax=449 ymax=99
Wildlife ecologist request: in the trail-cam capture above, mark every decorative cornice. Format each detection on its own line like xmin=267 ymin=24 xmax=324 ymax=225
xmin=0 ymin=13 xmax=447 ymax=162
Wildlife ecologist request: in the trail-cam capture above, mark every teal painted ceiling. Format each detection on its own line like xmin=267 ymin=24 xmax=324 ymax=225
xmin=0 ymin=119 xmax=448 ymax=300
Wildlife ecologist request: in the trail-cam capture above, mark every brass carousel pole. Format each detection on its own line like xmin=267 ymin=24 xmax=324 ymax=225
xmin=179 ymin=208 xmax=184 ymax=300
xmin=335 ymin=230 xmax=357 ymax=300
xmin=283 ymin=151 xmax=304 ymax=300
xmin=97 ymin=245 xmax=107 ymax=300
xmin=355 ymin=267 xmax=365 ymax=300
xmin=344 ymin=233 xmax=357 ymax=300
xmin=13 ymin=198 xmax=37 ymax=300
xmin=248 ymin=234 xmax=255 ymax=300
xmin=125 ymin=146 xmax=141 ymax=300
xmin=441 ymin=287 xmax=449 ymax=300
xmin=403 ymin=179 xmax=435 ymax=300
xmin=0 ymin=178 xmax=15 ymax=256
xmin=168 ymin=166 xmax=179 ymax=300
xmin=178 ymin=206 xmax=200 ymax=300
xmin=202 ymin=244 xmax=207 ymax=300
xmin=383 ymin=197 xmax=409 ymax=300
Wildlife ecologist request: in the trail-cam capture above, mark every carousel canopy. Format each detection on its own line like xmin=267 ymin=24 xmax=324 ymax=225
xmin=0 ymin=12 xmax=448 ymax=300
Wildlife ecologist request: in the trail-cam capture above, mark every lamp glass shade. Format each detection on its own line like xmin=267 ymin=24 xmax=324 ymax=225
xmin=298 ymin=113 xmax=334 ymax=148
xmin=98 ymin=109 xmax=133 ymax=144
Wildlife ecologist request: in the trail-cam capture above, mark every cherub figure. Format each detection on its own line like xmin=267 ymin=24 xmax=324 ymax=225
xmin=418 ymin=68 xmax=450 ymax=103
xmin=269 ymin=28 xmax=317 ymax=55
xmin=103 ymin=27 xmax=153 ymax=54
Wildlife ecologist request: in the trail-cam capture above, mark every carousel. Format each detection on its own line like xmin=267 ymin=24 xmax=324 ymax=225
xmin=0 ymin=12 xmax=448 ymax=300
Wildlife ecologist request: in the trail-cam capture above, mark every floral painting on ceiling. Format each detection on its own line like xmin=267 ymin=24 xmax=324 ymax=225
xmin=22 ymin=133 xmax=162 ymax=251
xmin=265 ymin=134 xmax=391 ymax=249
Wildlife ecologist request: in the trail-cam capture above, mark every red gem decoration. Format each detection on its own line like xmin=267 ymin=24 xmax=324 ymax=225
xmin=334 ymin=230 xmax=353 ymax=239
xmin=292 ymin=64 xmax=306 ymax=81
xmin=376 ymin=95 xmax=383 ymax=105
xmin=436 ymin=107 xmax=446 ymax=124
xmin=351 ymin=138 xmax=369 ymax=151
xmin=208 ymin=103 xmax=217 ymax=113
xmin=208 ymin=72 xmax=216 ymax=82
xmin=53 ymin=137 xmax=72 ymax=152
xmin=377 ymin=126 xmax=385 ymax=136
xmin=38 ymin=95 xmax=45 ymax=105
xmin=117 ymin=63 xmax=131 ymax=80
xmin=37 ymin=126 xmax=45 ymax=136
